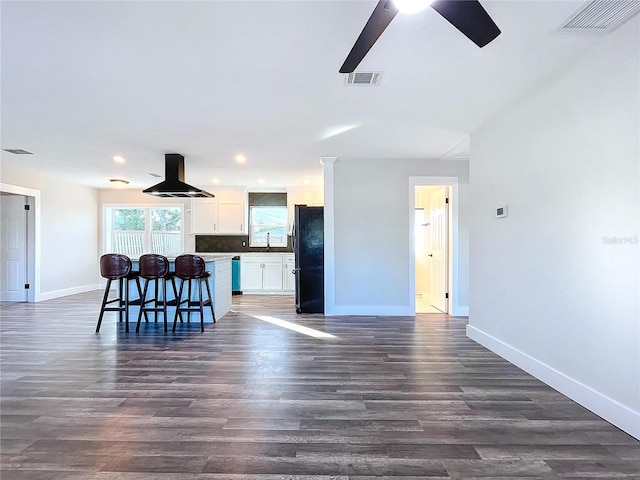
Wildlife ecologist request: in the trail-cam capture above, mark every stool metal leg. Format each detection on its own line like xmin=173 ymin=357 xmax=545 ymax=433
xmin=198 ymin=279 xmax=205 ymax=333
xmin=123 ymin=277 xmax=129 ymax=333
xmin=118 ymin=278 xmax=124 ymax=323
xmin=187 ymin=280 xmax=192 ymax=323
xmin=137 ymin=276 xmax=171 ymax=334
xmin=172 ymin=276 xmax=213 ymax=334
xmin=173 ymin=279 xmax=186 ymax=332
xmin=162 ymin=277 xmax=168 ymax=333
xmin=203 ymin=278 xmax=216 ymax=323
xmin=96 ymin=278 xmax=113 ymax=333
xmin=136 ymin=279 xmax=151 ymax=333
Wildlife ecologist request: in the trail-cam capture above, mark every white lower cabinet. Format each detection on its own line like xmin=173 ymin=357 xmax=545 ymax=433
xmin=241 ymin=261 xmax=264 ymax=291
xmin=262 ymin=259 xmax=284 ymax=291
xmin=284 ymin=255 xmax=296 ymax=292
xmin=241 ymin=254 xmax=295 ymax=294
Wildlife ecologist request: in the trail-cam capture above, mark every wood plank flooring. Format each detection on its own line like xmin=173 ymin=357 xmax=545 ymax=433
xmin=1 ymin=292 xmax=639 ymax=479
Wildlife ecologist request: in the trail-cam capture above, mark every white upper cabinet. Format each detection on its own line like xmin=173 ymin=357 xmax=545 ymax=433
xmin=286 ymin=185 xmax=324 ymax=234
xmin=217 ymin=189 xmax=245 ymax=234
xmin=218 ymin=202 xmax=244 ymax=233
xmin=190 ymin=198 xmax=218 ymax=234
xmin=189 ymin=188 xmax=246 ymax=234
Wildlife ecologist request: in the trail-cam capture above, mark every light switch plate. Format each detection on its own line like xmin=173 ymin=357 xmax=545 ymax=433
xmin=496 ymin=205 xmax=508 ymax=218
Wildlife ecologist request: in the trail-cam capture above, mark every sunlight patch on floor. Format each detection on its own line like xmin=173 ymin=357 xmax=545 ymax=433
xmin=251 ymin=315 xmax=336 ymax=339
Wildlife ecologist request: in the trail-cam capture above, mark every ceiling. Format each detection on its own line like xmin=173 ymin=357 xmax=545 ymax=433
xmin=1 ymin=1 xmax=607 ymax=190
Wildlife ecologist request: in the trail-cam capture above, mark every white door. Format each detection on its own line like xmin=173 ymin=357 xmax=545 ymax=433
xmin=429 ymin=188 xmax=448 ymax=313
xmin=0 ymin=194 xmax=28 ymax=302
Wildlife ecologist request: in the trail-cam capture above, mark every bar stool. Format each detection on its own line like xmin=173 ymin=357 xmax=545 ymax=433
xmin=135 ymin=254 xmax=178 ymax=333
xmin=172 ymin=254 xmax=215 ymax=333
xmin=96 ymin=253 xmax=142 ymax=333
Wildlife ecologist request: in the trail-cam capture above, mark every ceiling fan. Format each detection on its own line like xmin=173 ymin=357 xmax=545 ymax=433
xmin=339 ymin=0 xmax=501 ymax=74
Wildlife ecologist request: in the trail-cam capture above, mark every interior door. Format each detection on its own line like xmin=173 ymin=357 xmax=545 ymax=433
xmin=0 ymin=193 xmax=28 ymax=302
xmin=429 ymin=188 xmax=448 ymax=313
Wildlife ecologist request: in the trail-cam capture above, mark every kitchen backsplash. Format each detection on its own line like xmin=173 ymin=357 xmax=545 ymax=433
xmin=196 ymin=235 xmax=293 ymax=253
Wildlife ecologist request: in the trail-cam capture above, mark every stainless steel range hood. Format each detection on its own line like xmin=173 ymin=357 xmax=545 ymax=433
xmin=143 ymin=153 xmax=214 ymax=198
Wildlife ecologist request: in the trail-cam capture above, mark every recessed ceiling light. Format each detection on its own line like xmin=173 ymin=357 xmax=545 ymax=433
xmin=235 ymin=154 xmax=247 ymax=164
xmin=258 ymin=178 xmax=265 ymax=184
xmin=212 ymin=178 xmax=220 ymax=184
xmin=113 ymin=155 xmax=126 ymax=163
xmin=110 ymin=178 xmax=129 ymax=188
xmin=303 ymin=179 xmax=311 ymax=185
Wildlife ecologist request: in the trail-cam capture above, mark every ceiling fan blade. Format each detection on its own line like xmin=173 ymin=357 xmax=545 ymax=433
xmin=339 ymin=0 xmax=399 ymax=74
xmin=430 ymin=0 xmax=501 ymax=48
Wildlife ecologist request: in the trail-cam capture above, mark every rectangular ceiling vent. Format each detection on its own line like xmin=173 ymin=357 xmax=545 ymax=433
xmin=3 ymin=148 xmax=34 ymax=155
xmin=345 ymin=71 xmax=382 ymax=86
xmin=555 ymin=0 xmax=640 ymax=32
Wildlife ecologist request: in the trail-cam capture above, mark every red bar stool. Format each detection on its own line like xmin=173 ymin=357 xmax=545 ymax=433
xmin=96 ymin=253 xmax=142 ymax=333
xmin=135 ymin=254 xmax=177 ymax=333
xmin=172 ymin=254 xmax=215 ymax=333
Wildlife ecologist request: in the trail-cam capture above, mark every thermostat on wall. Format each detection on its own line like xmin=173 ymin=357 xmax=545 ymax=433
xmin=496 ymin=205 xmax=508 ymax=218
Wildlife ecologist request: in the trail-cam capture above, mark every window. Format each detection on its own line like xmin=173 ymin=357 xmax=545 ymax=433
xmin=249 ymin=206 xmax=288 ymax=247
xmin=105 ymin=206 xmax=183 ymax=257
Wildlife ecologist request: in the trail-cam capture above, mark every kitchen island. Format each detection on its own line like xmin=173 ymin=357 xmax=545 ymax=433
xmin=131 ymin=254 xmax=233 ymax=323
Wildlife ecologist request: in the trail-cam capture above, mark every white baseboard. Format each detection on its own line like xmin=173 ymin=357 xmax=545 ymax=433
xmin=326 ymin=305 xmax=414 ymax=316
xmin=37 ymin=284 xmax=101 ymax=302
xmin=466 ymin=324 xmax=640 ymax=441
xmin=241 ymin=291 xmax=294 ymax=296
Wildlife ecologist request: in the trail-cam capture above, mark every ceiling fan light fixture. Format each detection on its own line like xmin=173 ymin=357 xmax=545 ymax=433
xmin=393 ymin=0 xmax=433 ymax=14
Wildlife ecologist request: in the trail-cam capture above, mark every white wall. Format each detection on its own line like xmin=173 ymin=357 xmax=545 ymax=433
xmin=329 ymin=158 xmax=469 ymax=315
xmin=0 ymin=165 xmax=100 ymax=299
xmin=468 ymin=17 xmax=639 ymax=439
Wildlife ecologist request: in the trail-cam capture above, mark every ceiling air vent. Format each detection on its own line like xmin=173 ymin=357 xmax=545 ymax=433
xmin=345 ymin=71 xmax=382 ymax=86
xmin=3 ymin=149 xmax=34 ymax=155
xmin=555 ymin=0 xmax=640 ymax=32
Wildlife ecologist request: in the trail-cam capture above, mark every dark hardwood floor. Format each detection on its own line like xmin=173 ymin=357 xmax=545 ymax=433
xmin=1 ymin=292 xmax=638 ymax=479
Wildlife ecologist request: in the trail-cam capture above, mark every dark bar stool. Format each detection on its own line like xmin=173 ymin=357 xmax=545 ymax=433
xmin=172 ymin=254 xmax=215 ymax=333
xmin=96 ymin=253 xmax=142 ymax=333
xmin=136 ymin=254 xmax=178 ymax=333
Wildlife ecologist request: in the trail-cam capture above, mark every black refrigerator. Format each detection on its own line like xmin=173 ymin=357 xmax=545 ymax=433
xmin=292 ymin=205 xmax=324 ymax=313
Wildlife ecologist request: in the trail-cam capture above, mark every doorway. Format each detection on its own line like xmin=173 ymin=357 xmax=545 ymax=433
xmin=1 ymin=193 xmax=28 ymax=303
xmin=0 ymin=183 xmax=39 ymax=303
xmin=414 ymin=186 xmax=449 ymax=313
